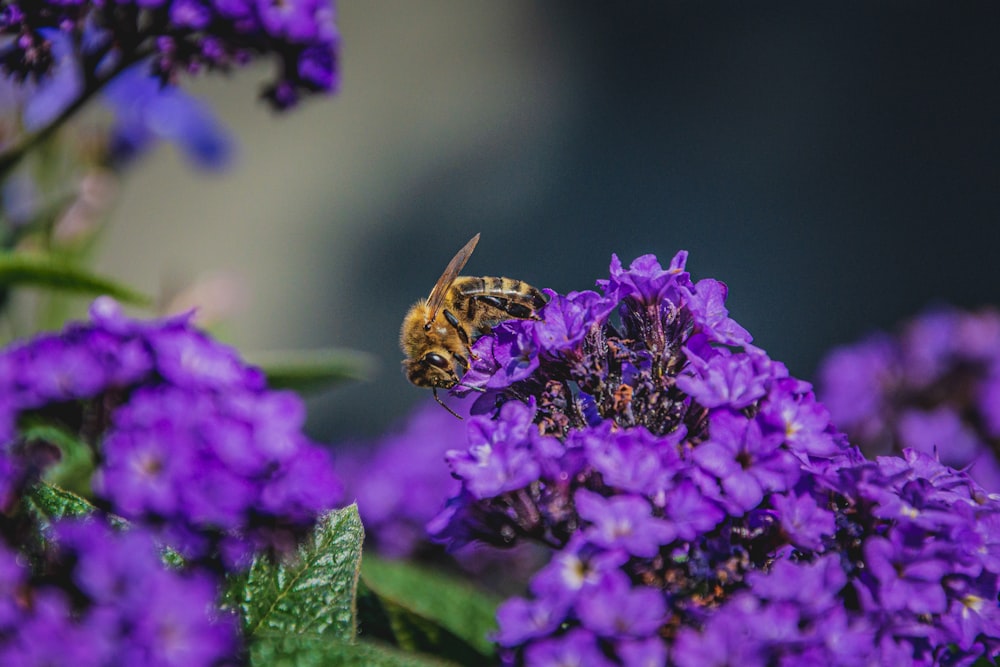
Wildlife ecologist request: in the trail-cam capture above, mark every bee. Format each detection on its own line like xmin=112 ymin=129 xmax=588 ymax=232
xmin=400 ymin=233 xmax=548 ymax=417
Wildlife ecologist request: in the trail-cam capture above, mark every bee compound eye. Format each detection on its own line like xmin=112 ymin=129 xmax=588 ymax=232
xmin=424 ymin=353 xmax=451 ymax=370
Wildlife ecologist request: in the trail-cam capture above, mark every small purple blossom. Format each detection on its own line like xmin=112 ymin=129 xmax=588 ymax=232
xmin=521 ymin=628 xmax=615 ymax=667
xmin=770 ymin=490 xmax=835 ymax=551
xmin=495 ymin=595 xmax=568 ymax=647
xmin=675 ymin=350 xmax=767 ymax=409
xmin=574 ymin=489 xmax=675 ymax=557
xmin=446 ymin=400 xmax=543 ymax=499
xmin=532 ymin=289 xmax=616 ymax=354
xmin=863 ymin=533 xmax=949 ymax=615
xmin=598 ymin=252 xmax=690 ymax=307
xmin=574 ymin=570 xmax=665 ymax=638
xmin=692 ymin=410 xmax=799 ymax=513
xmin=684 ymin=277 xmax=751 ymax=346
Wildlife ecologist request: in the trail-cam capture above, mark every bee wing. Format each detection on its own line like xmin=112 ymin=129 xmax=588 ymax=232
xmin=425 ymin=233 xmax=480 ymax=324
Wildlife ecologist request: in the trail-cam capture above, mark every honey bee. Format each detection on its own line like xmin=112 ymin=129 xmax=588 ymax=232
xmin=400 ymin=233 xmax=548 ymax=417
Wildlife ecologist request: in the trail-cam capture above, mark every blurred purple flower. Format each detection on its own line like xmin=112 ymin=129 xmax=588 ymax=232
xmin=20 ymin=30 xmax=81 ymax=131
xmin=0 ymin=518 xmax=238 ymax=666
xmin=818 ymin=306 xmax=1000 ymax=490
xmin=103 ymin=64 xmax=235 ymax=170
xmin=337 ymin=398 xmax=467 ymax=558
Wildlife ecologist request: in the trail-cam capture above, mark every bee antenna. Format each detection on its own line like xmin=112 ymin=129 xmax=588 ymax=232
xmin=433 ymin=388 xmax=463 ymax=420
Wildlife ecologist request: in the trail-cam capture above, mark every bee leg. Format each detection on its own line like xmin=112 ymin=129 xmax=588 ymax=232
xmin=432 ymin=388 xmax=463 ymax=420
xmin=475 ymin=295 xmax=534 ymax=319
xmin=443 ymin=309 xmax=470 ymax=345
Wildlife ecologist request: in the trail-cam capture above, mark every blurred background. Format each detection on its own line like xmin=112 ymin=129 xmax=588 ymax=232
xmin=95 ymin=1 xmax=1000 ymax=441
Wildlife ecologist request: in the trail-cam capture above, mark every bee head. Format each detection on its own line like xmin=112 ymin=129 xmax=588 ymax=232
xmin=404 ymin=351 xmax=459 ymax=389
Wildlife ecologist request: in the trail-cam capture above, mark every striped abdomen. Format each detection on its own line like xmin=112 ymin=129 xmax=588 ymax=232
xmin=445 ymin=276 xmax=549 ymax=342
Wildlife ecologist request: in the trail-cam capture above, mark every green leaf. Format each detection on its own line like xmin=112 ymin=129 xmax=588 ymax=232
xmin=24 ymin=481 xmax=97 ymax=523
xmin=17 ymin=482 xmax=99 ymax=560
xmin=240 ymin=504 xmax=365 ymax=642
xmin=359 ymin=556 xmax=501 ymax=663
xmin=249 ymin=348 xmax=377 ymax=394
xmin=249 ymin=635 xmax=460 ymax=667
xmin=0 ymin=252 xmax=151 ymax=305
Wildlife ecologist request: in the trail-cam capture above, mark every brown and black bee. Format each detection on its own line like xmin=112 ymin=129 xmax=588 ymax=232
xmin=399 ymin=233 xmax=547 ymax=417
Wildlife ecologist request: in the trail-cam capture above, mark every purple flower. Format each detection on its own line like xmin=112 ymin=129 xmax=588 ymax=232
xmin=527 ymin=538 xmax=628 ymax=603
xmin=522 ymin=628 xmax=615 ymax=667
xmin=770 ymin=490 xmax=835 ymax=551
xmin=103 ymin=64 xmax=235 ymax=170
xmin=663 ymin=480 xmax=725 ymax=541
xmin=575 ymin=489 xmax=675 ymax=557
xmin=582 ymin=424 xmax=682 ymax=498
xmin=533 ymin=289 xmax=616 ymax=354
xmin=757 ymin=379 xmax=842 ymax=458
xmin=170 ymin=0 xmax=213 ymax=29
xmin=671 ymin=603 xmax=765 ymax=667
xmin=684 ymin=277 xmax=751 ymax=345
xmin=598 ymin=251 xmax=691 ymax=307
xmin=446 ymin=400 xmax=542 ymax=499
xmin=575 ymin=571 xmax=666 ymax=638
xmin=864 ymin=533 xmax=949 ymax=615
xmin=939 ymin=575 xmax=1000 ymax=651
xmin=298 ymin=41 xmax=339 ymax=91
xmin=745 ymin=555 xmax=846 ymax=612
xmin=488 ymin=322 xmax=542 ymax=385
xmin=257 ymin=0 xmax=330 ymax=42
xmin=617 ymin=637 xmax=668 ymax=667
xmin=676 ymin=350 xmax=768 ymax=409
xmin=495 ymin=595 xmax=568 ymax=647
xmin=95 ymin=381 xmax=341 ymax=563
xmin=692 ymin=410 xmax=799 ymax=513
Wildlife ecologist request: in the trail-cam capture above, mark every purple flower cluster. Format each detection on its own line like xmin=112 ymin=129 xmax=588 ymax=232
xmin=0 ymin=518 xmax=237 ymax=666
xmin=429 ymin=253 xmax=1000 ymax=665
xmin=0 ymin=0 xmax=339 ymax=110
xmin=0 ymin=297 xmax=341 ymax=566
xmin=818 ymin=306 xmax=1000 ymax=491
